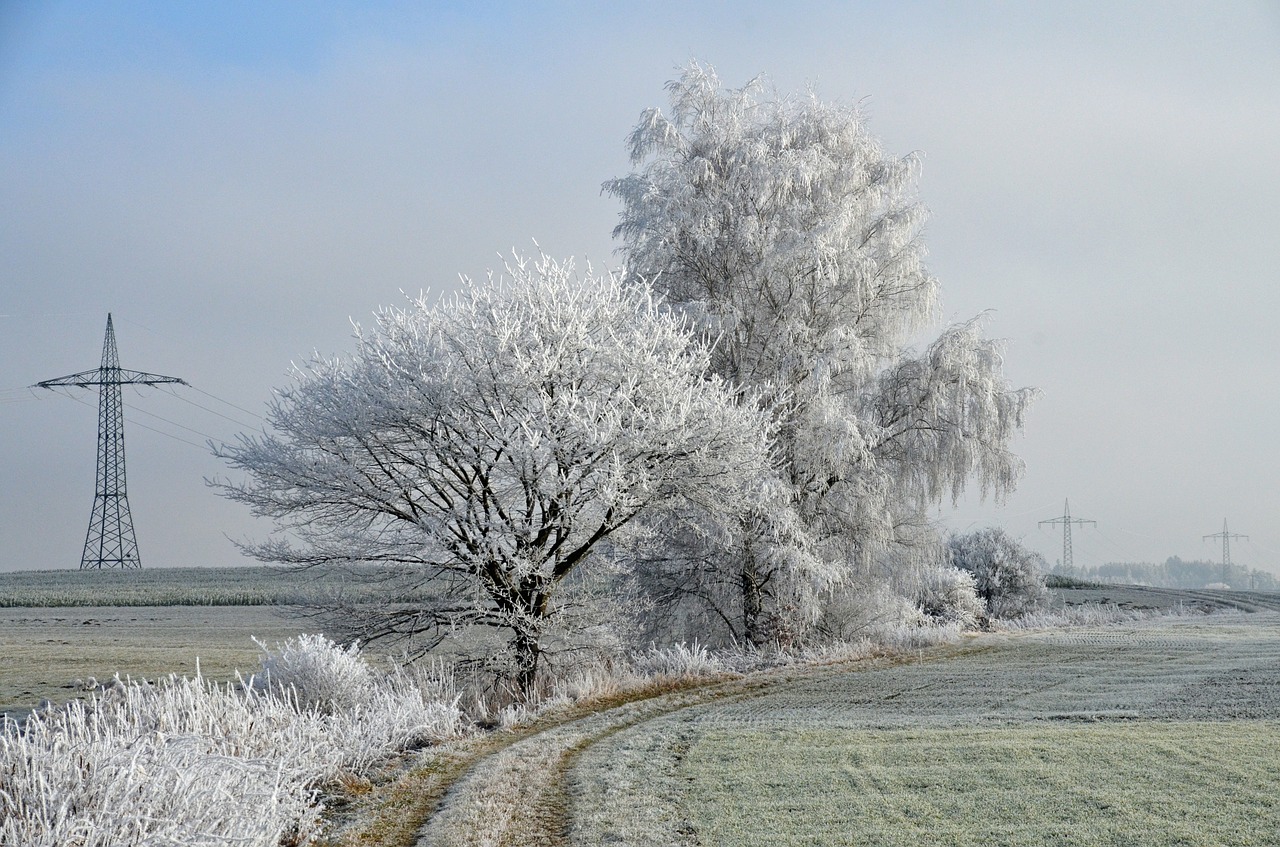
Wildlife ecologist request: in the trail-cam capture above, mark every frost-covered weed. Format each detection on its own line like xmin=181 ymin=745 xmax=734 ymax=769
xmin=1 ymin=678 xmax=325 ymax=847
xmin=0 ymin=636 xmax=463 ymax=846
xmin=632 ymin=642 xmax=728 ymax=677
xmin=871 ymin=621 xmax=965 ymax=651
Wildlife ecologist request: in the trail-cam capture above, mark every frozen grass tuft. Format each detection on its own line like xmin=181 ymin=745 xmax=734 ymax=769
xmin=867 ymin=621 xmax=964 ymax=651
xmin=994 ymin=600 xmax=1211 ymax=631
xmin=632 ymin=641 xmax=729 ymax=677
xmin=0 ymin=635 xmax=464 ymax=846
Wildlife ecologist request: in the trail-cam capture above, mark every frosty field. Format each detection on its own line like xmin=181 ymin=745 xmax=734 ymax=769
xmin=0 ymin=565 xmax=427 ymax=719
xmin=408 ymin=611 xmax=1280 ymax=847
xmin=0 ymin=605 xmax=305 ymax=719
xmin=5 ymin=572 xmax=1280 ymax=845
xmin=675 ymin=722 xmax=1280 ymax=846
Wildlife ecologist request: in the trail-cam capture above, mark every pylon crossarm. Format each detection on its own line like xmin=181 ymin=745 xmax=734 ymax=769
xmin=35 ymin=370 xmax=185 ymax=388
xmin=114 ymin=371 xmax=186 ymax=386
xmin=34 ymin=370 xmax=103 ymax=388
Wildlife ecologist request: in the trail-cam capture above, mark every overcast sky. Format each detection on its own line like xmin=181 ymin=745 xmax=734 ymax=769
xmin=2 ymin=1 xmax=1278 ymax=576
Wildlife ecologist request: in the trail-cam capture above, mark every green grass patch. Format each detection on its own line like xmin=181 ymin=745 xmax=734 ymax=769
xmin=681 ymin=721 xmax=1280 ymax=846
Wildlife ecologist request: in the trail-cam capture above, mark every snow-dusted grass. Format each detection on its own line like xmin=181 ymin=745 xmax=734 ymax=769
xmin=0 ymin=617 xmax=965 ymax=847
xmin=994 ymin=601 xmax=1172 ymax=630
xmin=0 ymin=635 xmax=464 ymax=846
xmin=681 ymin=722 xmax=1280 ymax=846
xmin=566 ymin=613 xmax=1280 ymax=846
xmin=406 ymin=624 xmax=977 ymax=847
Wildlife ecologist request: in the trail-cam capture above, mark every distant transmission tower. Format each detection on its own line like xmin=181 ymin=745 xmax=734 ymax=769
xmin=1040 ymin=499 xmax=1096 ymax=574
xmin=35 ymin=314 xmax=186 ymax=569
xmin=1203 ymin=519 xmax=1247 ymax=587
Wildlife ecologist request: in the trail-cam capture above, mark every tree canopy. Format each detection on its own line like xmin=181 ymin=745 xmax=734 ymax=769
xmin=215 ymin=253 xmax=774 ymax=691
xmin=606 ymin=62 xmax=1037 ymax=642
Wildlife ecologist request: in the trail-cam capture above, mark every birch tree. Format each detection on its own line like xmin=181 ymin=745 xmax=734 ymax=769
xmin=606 ymin=62 xmax=1036 ymax=643
xmin=215 ymin=253 xmax=774 ymax=694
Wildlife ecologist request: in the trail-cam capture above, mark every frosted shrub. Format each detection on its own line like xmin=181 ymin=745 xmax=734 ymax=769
xmin=255 ymin=633 xmax=376 ymax=713
xmin=918 ymin=566 xmax=987 ymax=628
xmin=949 ymin=528 xmax=1049 ymax=619
xmin=816 ymin=583 xmax=925 ymax=642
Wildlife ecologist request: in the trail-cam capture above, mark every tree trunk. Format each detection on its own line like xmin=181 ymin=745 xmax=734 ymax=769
xmin=512 ymin=627 xmax=542 ymax=699
xmin=740 ymin=535 xmax=767 ymax=647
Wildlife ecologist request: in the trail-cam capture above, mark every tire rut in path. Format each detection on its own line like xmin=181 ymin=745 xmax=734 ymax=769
xmin=409 ymin=685 xmax=736 ymax=847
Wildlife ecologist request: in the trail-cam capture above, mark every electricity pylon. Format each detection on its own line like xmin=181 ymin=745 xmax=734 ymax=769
xmin=1040 ymin=499 xmax=1096 ymax=574
xmin=35 ymin=314 xmax=186 ymax=569
xmin=1203 ymin=519 xmax=1247 ymax=587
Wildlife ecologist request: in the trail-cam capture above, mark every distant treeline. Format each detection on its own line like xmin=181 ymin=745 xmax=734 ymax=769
xmin=1053 ymin=557 xmax=1279 ymax=591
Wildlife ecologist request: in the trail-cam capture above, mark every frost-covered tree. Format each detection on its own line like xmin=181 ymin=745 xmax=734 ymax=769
xmin=605 ymin=62 xmax=1036 ymax=642
xmin=948 ymin=527 xmax=1048 ymax=619
xmin=215 ymin=253 xmax=774 ymax=694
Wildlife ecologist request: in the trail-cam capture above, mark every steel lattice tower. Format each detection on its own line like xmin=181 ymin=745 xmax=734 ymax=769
xmin=1204 ymin=519 xmax=1247 ymax=586
xmin=35 ymin=314 xmax=186 ymax=569
xmin=1039 ymin=499 xmax=1096 ymax=573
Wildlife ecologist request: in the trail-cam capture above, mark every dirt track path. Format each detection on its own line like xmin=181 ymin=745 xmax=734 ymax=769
xmin=410 ymin=612 xmax=1280 ymax=846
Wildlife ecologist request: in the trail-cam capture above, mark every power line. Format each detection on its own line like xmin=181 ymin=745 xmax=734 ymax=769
xmin=54 ymin=387 xmax=209 ymax=451
xmin=120 ymin=397 xmax=221 ymax=443
xmin=159 ymin=384 xmax=263 ymax=429
xmin=188 ymin=385 xmax=266 ymax=422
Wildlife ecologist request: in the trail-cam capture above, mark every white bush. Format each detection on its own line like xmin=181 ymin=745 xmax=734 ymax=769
xmin=918 ymin=566 xmax=987 ymax=628
xmin=254 ymin=633 xmax=377 ymax=714
xmin=948 ymin=527 xmax=1049 ymax=619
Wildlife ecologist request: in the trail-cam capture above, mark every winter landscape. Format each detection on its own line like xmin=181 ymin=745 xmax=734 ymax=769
xmin=3 ymin=4 xmax=1279 ymax=846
